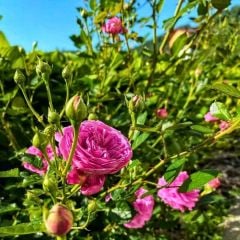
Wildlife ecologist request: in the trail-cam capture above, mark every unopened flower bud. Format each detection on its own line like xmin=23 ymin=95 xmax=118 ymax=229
xmin=43 ymin=125 xmax=56 ymax=139
xmin=156 ymin=108 xmax=168 ymax=119
xmin=32 ymin=131 xmax=48 ymax=149
xmin=45 ymin=204 xmax=73 ymax=236
xmin=48 ymin=109 xmax=60 ymax=124
xmin=14 ymin=69 xmax=26 ymax=86
xmin=88 ymin=113 xmax=98 ymax=120
xmin=87 ymin=200 xmax=97 ymax=213
xmin=65 ymin=95 xmax=87 ymax=123
xmin=62 ymin=64 xmax=73 ymax=81
xmin=36 ymin=59 xmax=51 ymax=78
xmin=129 ymin=95 xmax=144 ymax=112
xmin=43 ymin=174 xmax=58 ymax=195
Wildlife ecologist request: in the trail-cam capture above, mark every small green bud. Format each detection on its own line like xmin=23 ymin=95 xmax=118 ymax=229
xmin=14 ymin=69 xmax=26 ymax=86
xmin=88 ymin=113 xmax=98 ymax=120
xmin=62 ymin=64 xmax=72 ymax=81
xmin=87 ymin=200 xmax=97 ymax=213
xmin=43 ymin=125 xmax=56 ymax=139
xmin=43 ymin=174 xmax=58 ymax=195
xmin=32 ymin=131 xmax=48 ymax=149
xmin=48 ymin=109 xmax=60 ymax=124
xmin=65 ymin=95 xmax=88 ymax=123
xmin=36 ymin=59 xmax=52 ymax=77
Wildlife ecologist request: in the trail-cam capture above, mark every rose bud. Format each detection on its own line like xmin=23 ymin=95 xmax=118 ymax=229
xmin=14 ymin=69 xmax=26 ymax=86
xmin=65 ymin=95 xmax=87 ymax=124
xmin=45 ymin=204 xmax=73 ymax=236
xmin=156 ymin=108 xmax=168 ymax=119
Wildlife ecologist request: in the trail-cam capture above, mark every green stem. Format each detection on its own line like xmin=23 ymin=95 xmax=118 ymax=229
xmin=56 ymin=236 xmax=67 ymax=240
xmin=159 ymin=0 xmax=184 ymax=54
xmin=60 ymin=79 xmax=70 ymax=118
xmin=19 ymin=85 xmax=45 ymax=127
xmin=62 ymin=124 xmax=80 ymax=177
xmin=44 ymin=77 xmax=54 ymax=111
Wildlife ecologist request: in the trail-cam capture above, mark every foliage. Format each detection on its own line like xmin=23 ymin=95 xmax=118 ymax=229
xmin=0 ymin=0 xmax=240 ymax=240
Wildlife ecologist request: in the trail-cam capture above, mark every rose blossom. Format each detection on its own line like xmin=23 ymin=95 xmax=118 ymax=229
xmin=58 ymin=120 xmax=132 ymax=195
xmin=102 ymin=17 xmax=126 ymax=35
xmin=23 ymin=145 xmax=55 ymax=175
xmin=204 ymin=112 xmax=219 ymax=122
xmin=207 ymin=178 xmax=221 ymax=189
xmin=124 ymin=188 xmax=154 ymax=229
xmin=157 ymin=171 xmax=200 ymax=212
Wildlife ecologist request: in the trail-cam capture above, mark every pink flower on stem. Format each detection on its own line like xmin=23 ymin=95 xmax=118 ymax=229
xmin=124 ymin=188 xmax=154 ymax=229
xmin=102 ymin=17 xmax=127 ymax=35
xmin=207 ymin=178 xmax=221 ymax=189
xmin=156 ymin=108 xmax=168 ymax=119
xmin=23 ymin=145 xmax=55 ymax=175
xmin=219 ymin=120 xmax=230 ymax=131
xmin=204 ymin=112 xmax=219 ymax=122
xmin=157 ymin=171 xmax=200 ymax=212
xmin=58 ymin=120 xmax=132 ymax=195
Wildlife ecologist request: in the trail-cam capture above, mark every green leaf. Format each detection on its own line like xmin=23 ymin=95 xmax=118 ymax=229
xmin=211 ymin=83 xmax=240 ymax=98
xmin=0 ymin=222 xmax=44 ymax=237
xmin=0 ymin=204 xmax=20 ymax=215
xmin=179 ymin=169 xmax=219 ymax=192
xmin=21 ymin=154 xmax=43 ymax=169
xmin=211 ymin=0 xmax=231 ymax=10
xmin=0 ymin=31 xmax=10 ymax=47
xmin=89 ymin=0 xmax=97 ymax=10
xmin=210 ymin=101 xmax=231 ymax=121
xmin=171 ymin=33 xmax=188 ymax=57
xmin=164 ymin=158 xmax=186 ymax=183
xmin=0 ymin=168 xmax=20 ymax=178
xmin=132 ymin=132 xmax=150 ymax=150
xmin=191 ymin=125 xmax=214 ymax=133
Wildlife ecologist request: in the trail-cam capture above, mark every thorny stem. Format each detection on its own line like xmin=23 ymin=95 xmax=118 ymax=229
xmin=60 ymin=78 xmax=70 ymax=118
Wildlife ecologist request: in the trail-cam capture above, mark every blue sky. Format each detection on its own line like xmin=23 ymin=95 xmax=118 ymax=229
xmin=0 ymin=0 xmax=239 ymax=52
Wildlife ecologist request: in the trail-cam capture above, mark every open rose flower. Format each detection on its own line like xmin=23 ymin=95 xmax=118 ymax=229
xmin=157 ymin=171 xmax=200 ymax=212
xmin=58 ymin=120 xmax=132 ymax=195
xmin=124 ymin=188 xmax=154 ymax=229
xmin=102 ymin=17 xmax=127 ymax=35
xmin=23 ymin=145 xmax=56 ymax=175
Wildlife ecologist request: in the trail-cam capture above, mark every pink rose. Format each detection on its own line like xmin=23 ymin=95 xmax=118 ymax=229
xmin=67 ymin=167 xmax=106 ymax=196
xmin=102 ymin=17 xmax=127 ymax=35
xmin=58 ymin=120 xmax=132 ymax=195
xmin=23 ymin=145 xmax=55 ymax=175
xmin=157 ymin=171 xmax=200 ymax=212
xmin=124 ymin=188 xmax=154 ymax=229
xmin=156 ymin=108 xmax=168 ymax=119
xmin=219 ymin=120 xmax=230 ymax=130
xmin=207 ymin=178 xmax=221 ymax=189
xmin=204 ymin=112 xmax=219 ymax=122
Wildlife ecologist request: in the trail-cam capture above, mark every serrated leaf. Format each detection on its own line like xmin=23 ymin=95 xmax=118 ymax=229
xmin=0 ymin=222 xmax=44 ymax=237
xmin=212 ymin=83 xmax=240 ymax=98
xmin=179 ymin=169 xmax=219 ymax=192
xmin=210 ymin=101 xmax=231 ymax=121
xmin=191 ymin=125 xmax=214 ymax=133
xmin=164 ymin=158 xmax=186 ymax=183
xmin=0 ymin=168 xmax=20 ymax=178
